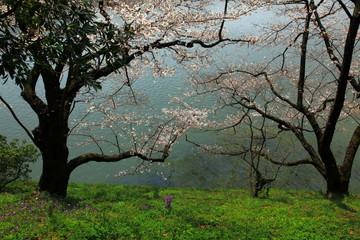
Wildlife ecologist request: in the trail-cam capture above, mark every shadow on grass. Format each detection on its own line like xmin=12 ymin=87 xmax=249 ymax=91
xmin=329 ymin=195 xmax=358 ymax=213
xmin=1 ymin=180 xmax=38 ymax=194
xmin=334 ymin=201 xmax=357 ymax=212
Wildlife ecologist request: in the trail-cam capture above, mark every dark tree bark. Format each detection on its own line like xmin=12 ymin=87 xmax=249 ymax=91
xmin=191 ymin=0 xmax=360 ymax=199
xmin=320 ymin=1 xmax=360 ymax=198
xmin=35 ymin=112 xmax=71 ymax=196
xmin=260 ymin=0 xmax=360 ymax=198
xmin=3 ymin=3 xmax=236 ymax=196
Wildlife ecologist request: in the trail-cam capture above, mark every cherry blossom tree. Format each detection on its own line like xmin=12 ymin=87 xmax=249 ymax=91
xmin=184 ymin=110 xmax=283 ymax=197
xmin=188 ymin=0 xmax=360 ymax=198
xmin=0 ymin=0 xmax=248 ymax=196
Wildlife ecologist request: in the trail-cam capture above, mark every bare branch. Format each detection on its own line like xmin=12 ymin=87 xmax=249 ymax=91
xmin=259 ymin=152 xmax=311 ymax=166
xmin=337 ymin=0 xmax=352 ymax=18
xmin=312 ymin=1 xmax=360 ymax=97
xmin=321 ymin=1 xmax=360 ymax=151
xmin=124 ymin=66 xmax=138 ymax=105
xmin=66 ymin=150 xmax=169 ymax=174
xmin=0 ymin=95 xmax=35 ymax=143
xmin=342 ymin=124 xmax=360 ymax=178
xmin=297 ymin=0 xmax=312 ymax=108
xmin=71 ymin=133 xmax=105 ymax=155
xmin=218 ymin=0 xmax=229 ymax=40
xmin=185 ymin=135 xmax=248 ymax=156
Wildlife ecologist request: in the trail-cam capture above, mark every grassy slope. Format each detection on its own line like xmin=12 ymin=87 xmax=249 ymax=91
xmin=0 ymin=181 xmax=359 ymax=240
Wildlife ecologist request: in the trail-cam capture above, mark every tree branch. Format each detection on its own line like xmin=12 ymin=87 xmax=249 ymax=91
xmin=235 ymin=97 xmax=325 ymax=168
xmin=89 ymin=36 xmax=248 ymax=81
xmin=342 ymin=124 xmax=360 ymax=179
xmin=185 ymin=135 xmax=248 ymax=156
xmin=337 ymin=0 xmax=352 ymax=18
xmin=0 ymin=95 xmax=35 ymax=143
xmin=0 ymin=0 xmax=23 ymax=19
xmin=260 ymin=152 xmax=311 ymax=166
xmin=321 ymin=2 xmax=360 ymax=150
xmin=66 ymin=150 xmax=169 ymax=174
xmin=218 ymin=0 xmax=229 ymax=40
xmin=312 ymin=3 xmax=360 ymax=97
xmin=297 ymin=0 xmax=312 ymax=108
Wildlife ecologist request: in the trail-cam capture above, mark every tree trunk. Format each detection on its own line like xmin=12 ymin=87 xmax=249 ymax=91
xmin=38 ymin=150 xmax=70 ymax=197
xmin=325 ymin=171 xmax=349 ymax=199
xmin=33 ymin=113 xmax=71 ymax=197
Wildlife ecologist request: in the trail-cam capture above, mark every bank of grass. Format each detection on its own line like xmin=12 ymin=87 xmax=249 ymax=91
xmin=0 ymin=181 xmax=359 ymax=240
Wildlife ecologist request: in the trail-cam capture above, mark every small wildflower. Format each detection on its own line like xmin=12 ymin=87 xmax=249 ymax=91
xmin=141 ymin=204 xmax=152 ymax=209
xmin=164 ymin=196 xmax=174 ymax=210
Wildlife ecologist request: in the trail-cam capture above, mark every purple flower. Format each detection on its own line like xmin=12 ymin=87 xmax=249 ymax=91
xmin=164 ymin=196 xmax=174 ymax=210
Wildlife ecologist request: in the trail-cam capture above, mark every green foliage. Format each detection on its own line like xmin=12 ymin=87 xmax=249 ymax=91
xmin=0 ymin=0 xmax=133 ymax=90
xmin=0 ymin=136 xmax=39 ymax=191
xmin=1 ymin=181 xmax=359 ymax=239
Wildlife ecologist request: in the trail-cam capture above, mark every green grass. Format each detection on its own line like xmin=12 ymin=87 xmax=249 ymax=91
xmin=1 ymin=181 xmax=359 ymax=239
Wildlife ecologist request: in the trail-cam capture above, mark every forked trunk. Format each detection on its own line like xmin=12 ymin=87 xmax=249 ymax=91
xmin=319 ymin=146 xmax=351 ymax=199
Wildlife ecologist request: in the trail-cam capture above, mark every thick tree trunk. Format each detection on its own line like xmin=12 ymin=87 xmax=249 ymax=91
xmin=33 ymin=113 xmax=71 ymax=197
xmin=38 ymin=149 xmax=70 ymax=197
xmin=325 ymin=171 xmax=350 ymax=199
xmin=325 ymin=180 xmax=349 ymax=199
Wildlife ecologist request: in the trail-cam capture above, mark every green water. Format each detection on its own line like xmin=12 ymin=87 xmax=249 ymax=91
xmin=0 ymin=8 xmax=358 ymax=193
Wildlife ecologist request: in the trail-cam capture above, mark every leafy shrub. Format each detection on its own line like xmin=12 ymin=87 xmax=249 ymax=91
xmin=0 ymin=135 xmax=39 ymax=191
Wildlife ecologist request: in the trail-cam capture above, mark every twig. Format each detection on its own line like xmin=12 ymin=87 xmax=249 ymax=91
xmin=0 ymin=95 xmax=35 ymax=143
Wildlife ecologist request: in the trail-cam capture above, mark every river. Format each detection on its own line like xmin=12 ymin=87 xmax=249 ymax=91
xmin=0 ymin=5 xmax=359 ymax=193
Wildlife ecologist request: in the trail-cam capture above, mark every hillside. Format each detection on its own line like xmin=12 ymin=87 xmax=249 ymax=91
xmin=1 ymin=181 xmax=359 ymax=239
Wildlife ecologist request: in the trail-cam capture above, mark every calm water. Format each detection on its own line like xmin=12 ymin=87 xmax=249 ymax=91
xmin=0 ymin=8 xmax=359 ymax=192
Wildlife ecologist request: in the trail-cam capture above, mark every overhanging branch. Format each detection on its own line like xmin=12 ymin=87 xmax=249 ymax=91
xmin=90 ymin=36 xmax=249 ymax=81
xmin=260 ymin=152 xmax=311 ymax=167
xmin=66 ymin=150 xmax=169 ymax=173
xmin=0 ymin=95 xmax=35 ymax=143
